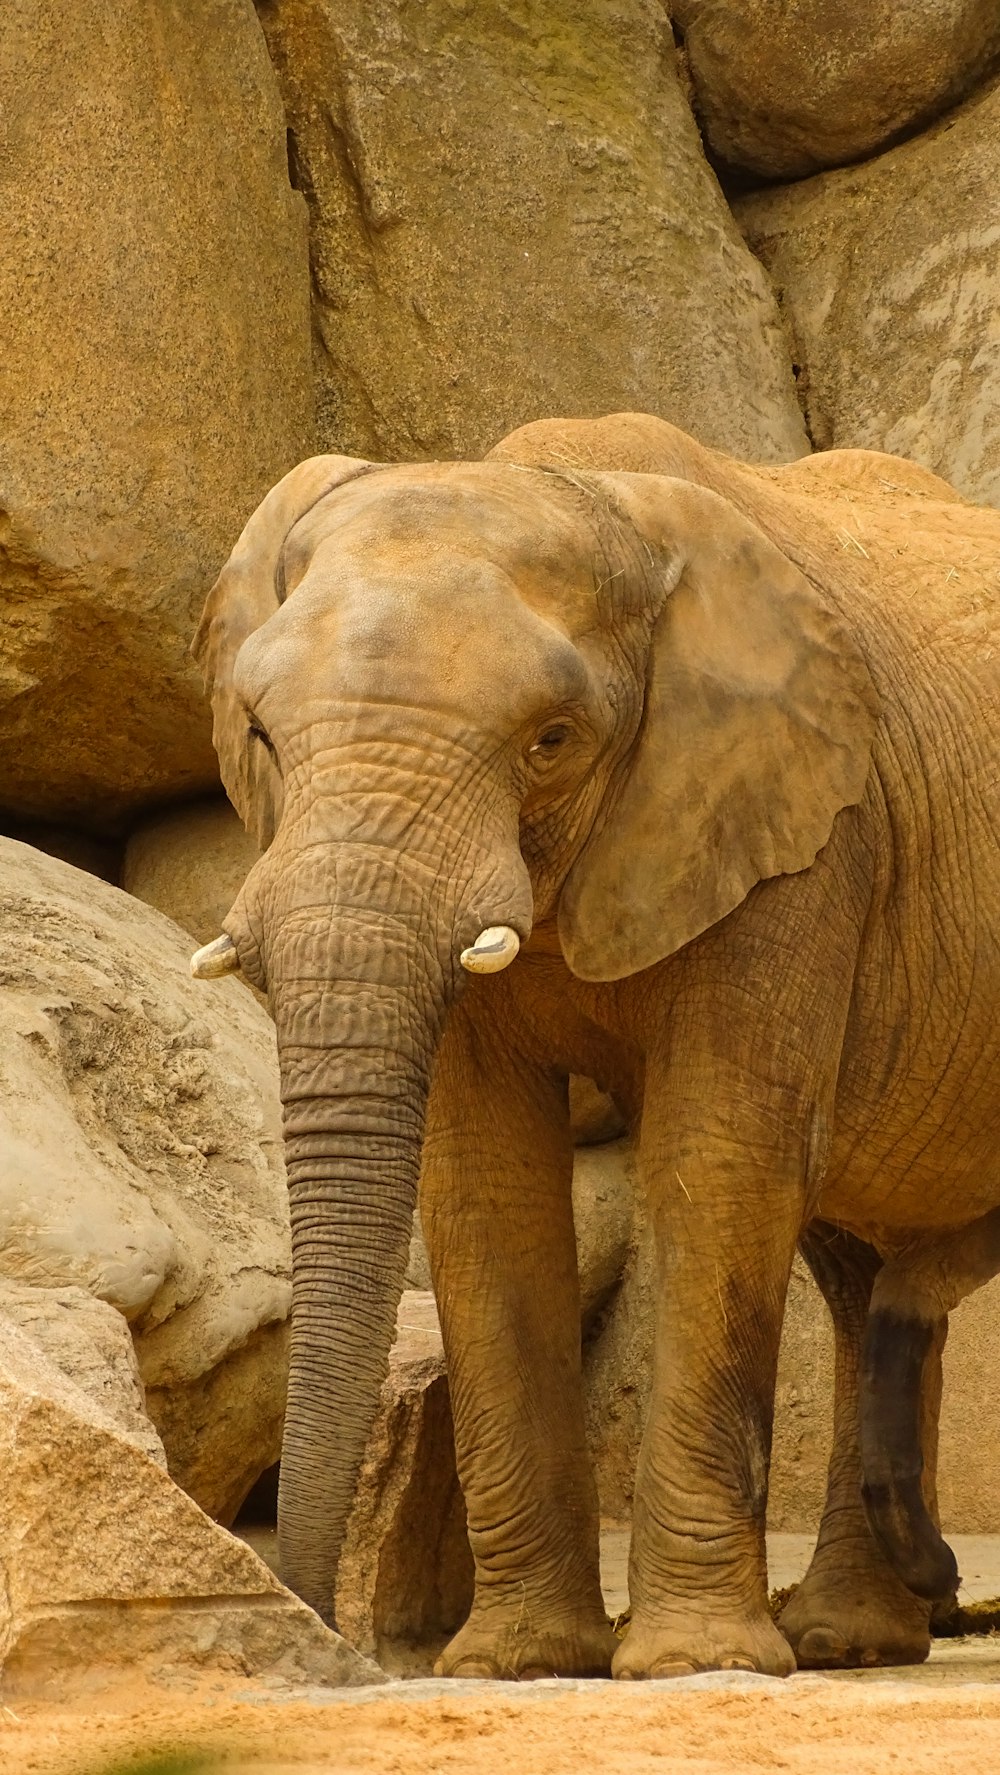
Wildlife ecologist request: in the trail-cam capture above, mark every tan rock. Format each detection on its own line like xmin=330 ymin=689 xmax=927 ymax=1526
xmin=123 ymin=798 xmax=261 ymax=946
xmin=0 ymin=838 xmax=290 ymax=1522
xmin=737 ymin=77 xmax=1000 ymax=507
xmin=569 ymin=1077 xmax=628 ymax=1147
xmin=0 ymin=0 xmax=314 ymax=830
xmin=573 ymin=1139 xmax=635 ymax=1328
xmin=769 ymin=1259 xmax=835 ymax=1533
xmin=338 ymin=1293 xmax=472 ymax=1665
xmin=673 ymin=0 xmax=1000 ymax=181
xmin=255 ymin=0 xmax=807 ymax=466
xmin=0 ymin=1278 xmax=165 ymax=1468
xmin=0 ymin=1315 xmax=377 ymax=1698
xmin=0 ymin=820 xmax=122 ymax=885
xmin=583 ymin=1203 xmax=655 ymax=1520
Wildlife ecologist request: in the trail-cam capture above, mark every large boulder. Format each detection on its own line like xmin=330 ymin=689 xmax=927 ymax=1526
xmin=338 ymin=1292 xmax=472 ymax=1668
xmin=0 ymin=0 xmax=314 ymax=832
xmin=672 ymin=0 xmax=1000 ymax=182
xmin=737 ymin=76 xmax=1000 ymax=508
xmin=123 ymin=798 xmax=261 ymax=947
xmin=255 ymin=0 xmax=807 ymax=465
xmin=0 ymin=838 xmax=290 ymax=1523
xmin=0 ymin=1307 xmax=376 ymax=1698
xmin=0 ymin=1278 xmax=166 ymax=1470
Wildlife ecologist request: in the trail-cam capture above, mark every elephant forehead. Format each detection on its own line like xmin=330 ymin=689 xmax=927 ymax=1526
xmin=285 ymin=462 xmax=591 ymax=574
xmin=237 ymin=548 xmax=595 ymax=727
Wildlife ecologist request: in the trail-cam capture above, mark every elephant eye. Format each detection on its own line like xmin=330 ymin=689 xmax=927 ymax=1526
xmin=249 ymin=719 xmax=276 ymax=757
xmin=530 ymin=725 xmax=570 ymax=756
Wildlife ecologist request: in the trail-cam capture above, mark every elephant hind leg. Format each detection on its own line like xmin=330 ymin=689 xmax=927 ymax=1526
xmin=861 ymin=1207 xmax=1000 ymax=1604
xmin=778 ymin=1221 xmax=934 ymax=1670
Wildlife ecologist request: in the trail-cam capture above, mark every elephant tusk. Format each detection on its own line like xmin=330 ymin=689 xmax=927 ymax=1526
xmin=460 ymin=925 xmax=520 ymax=975
xmin=190 ymin=933 xmax=241 ymax=979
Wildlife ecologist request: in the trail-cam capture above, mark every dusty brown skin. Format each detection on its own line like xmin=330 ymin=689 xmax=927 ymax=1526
xmin=193 ymin=412 xmax=1000 ymax=1679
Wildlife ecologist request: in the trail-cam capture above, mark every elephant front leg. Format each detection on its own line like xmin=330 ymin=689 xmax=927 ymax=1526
xmin=421 ymin=1006 xmax=616 ymax=1680
xmin=778 ymin=1222 xmax=934 ymax=1669
xmin=618 ymin=1086 xmax=802 ymax=1679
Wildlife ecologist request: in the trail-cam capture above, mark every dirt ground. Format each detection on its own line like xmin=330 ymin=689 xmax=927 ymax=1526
xmin=10 ymin=1530 xmax=1000 ymax=1775
xmin=7 ymin=1669 xmax=1000 ymax=1775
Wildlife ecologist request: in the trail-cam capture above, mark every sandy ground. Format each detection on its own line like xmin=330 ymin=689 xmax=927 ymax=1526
xmin=8 ymin=1529 xmax=1000 ymax=1775
xmin=7 ymin=1669 xmax=1000 ymax=1775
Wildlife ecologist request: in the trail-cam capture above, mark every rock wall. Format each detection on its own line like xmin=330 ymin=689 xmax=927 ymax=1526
xmin=585 ymin=1234 xmax=1000 ymax=1538
xmin=737 ymin=75 xmax=1000 ymax=507
xmin=0 ymin=1305 xmax=375 ymax=1698
xmin=254 ymin=0 xmax=807 ymax=464
xmin=123 ymin=799 xmax=262 ymax=948
xmin=673 ymin=0 xmax=1000 ymax=180
xmin=0 ymin=0 xmax=314 ymax=833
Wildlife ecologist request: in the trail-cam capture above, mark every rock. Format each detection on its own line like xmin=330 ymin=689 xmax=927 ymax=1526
xmin=0 ymin=819 xmax=123 ymax=886
xmin=672 ymin=0 xmax=1000 ymax=181
xmin=938 ymin=1279 xmax=1000 ymax=1532
xmin=0 ymin=838 xmax=291 ymax=1523
xmin=0 ymin=0 xmax=314 ymax=832
xmin=404 ymin=1214 xmax=433 ymax=1293
xmin=573 ymin=1140 xmax=635 ymax=1327
xmin=338 ymin=1293 xmax=472 ymax=1666
xmin=737 ymin=76 xmax=1000 ymax=507
xmin=0 ymin=1278 xmax=165 ymax=1468
xmin=769 ymin=1260 xmax=835 ymax=1532
xmin=123 ymin=798 xmax=261 ymax=946
xmin=255 ymin=0 xmax=807 ymax=466
xmin=569 ymin=1077 xmax=628 ymax=1146
xmin=0 ymin=1315 xmax=378 ymax=1699
xmin=583 ymin=1202 xmax=656 ymax=1519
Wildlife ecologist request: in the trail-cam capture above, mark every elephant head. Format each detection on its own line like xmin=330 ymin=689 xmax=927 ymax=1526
xmin=192 ymin=454 xmax=877 ymax=1628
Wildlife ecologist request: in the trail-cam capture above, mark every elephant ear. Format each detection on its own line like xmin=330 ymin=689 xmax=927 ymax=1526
xmin=559 ymin=473 xmax=879 ymax=982
xmin=192 ymin=454 xmax=372 ymax=848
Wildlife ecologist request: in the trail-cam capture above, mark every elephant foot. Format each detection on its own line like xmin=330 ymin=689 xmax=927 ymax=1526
xmin=435 ymin=1598 xmax=617 ymax=1680
xmin=779 ymin=1544 xmax=932 ymax=1669
xmin=613 ymin=1607 xmax=795 ymax=1680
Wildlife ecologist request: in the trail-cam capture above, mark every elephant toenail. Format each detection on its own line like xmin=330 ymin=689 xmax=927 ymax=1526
xmin=616 ymin=1668 xmax=642 ymax=1681
xmin=795 ymin=1628 xmax=850 ymax=1667
xmin=448 ymin=1658 xmax=497 ymax=1679
xmin=650 ymin=1659 xmax=700 ymax=1679
xmin=720 ymin=1657 xmax=756 ymax=1672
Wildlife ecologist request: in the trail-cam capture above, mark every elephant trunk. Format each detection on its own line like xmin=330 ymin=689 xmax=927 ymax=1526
xmin=251 ymin=782 xmax=531 ymax=1628
xmin=267 ymin=904 xmax=446 ymax=1627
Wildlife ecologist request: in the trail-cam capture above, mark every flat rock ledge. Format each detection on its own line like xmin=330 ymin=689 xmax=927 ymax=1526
xmin=0 ymin=1314 xmax=379 ymax=1700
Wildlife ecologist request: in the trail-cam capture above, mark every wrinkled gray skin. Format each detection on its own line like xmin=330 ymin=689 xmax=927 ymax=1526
xmin=193 ymin=414 xmax=1000 ymax=1680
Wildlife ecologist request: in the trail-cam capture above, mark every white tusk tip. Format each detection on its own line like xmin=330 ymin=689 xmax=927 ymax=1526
xmin=460 ymin=925 xmax=520 ymax=975
xmin=190 ymin=933 xmax=241 ymax=979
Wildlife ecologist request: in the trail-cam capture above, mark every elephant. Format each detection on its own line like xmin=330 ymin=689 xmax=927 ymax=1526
xmin=190 ymin=409 xmax=1000 ymax=1679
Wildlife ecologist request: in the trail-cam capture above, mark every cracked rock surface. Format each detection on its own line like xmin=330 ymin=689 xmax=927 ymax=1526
xmin=255 ymin=0 xmax=807 ymax=466
xmin=0 ymin=837 xmax=291 ymax=1523
xmin=0 ymin=1308 xmax=377 ymax=1698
